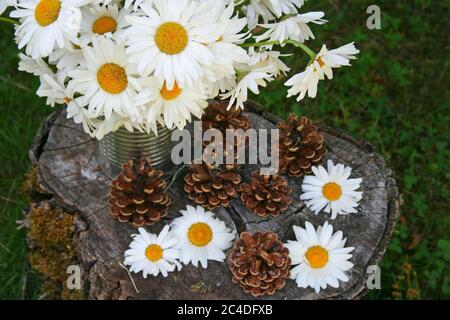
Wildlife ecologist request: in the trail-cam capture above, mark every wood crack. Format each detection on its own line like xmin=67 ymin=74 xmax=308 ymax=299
xmin=43 ymin=139 xmax=95 ymax=152
xmin=227 ymin=203 xmax=246 ymax=234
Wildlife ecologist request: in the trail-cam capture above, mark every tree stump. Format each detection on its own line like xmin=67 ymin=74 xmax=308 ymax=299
xmin=28 ymin=101 xmax=400 ymax=300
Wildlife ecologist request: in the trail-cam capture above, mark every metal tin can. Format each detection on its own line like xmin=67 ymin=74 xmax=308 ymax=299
xmin=97 ymin=126 xmax=174 ymax=177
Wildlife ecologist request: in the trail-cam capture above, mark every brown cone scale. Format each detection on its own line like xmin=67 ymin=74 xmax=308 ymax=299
xmin=229 ymin=232 xmax=291 ymax=297
xmin=277 ymin=114 xmax=326 ymax=177
xmin=241 ymin=172 xmax=293 ymax=217
xmin=108 ymin=159 xmax=171 ymax=228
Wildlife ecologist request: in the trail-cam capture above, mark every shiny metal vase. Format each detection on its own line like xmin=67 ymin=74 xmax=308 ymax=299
xmin=97 ymin=126 xmax=174 ymax=177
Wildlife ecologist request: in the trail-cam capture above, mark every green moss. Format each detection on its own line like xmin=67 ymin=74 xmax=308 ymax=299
xmin=28 ymin=249 xmax=75 ymax=284
xmin=28 ymin=203 xmax=75 ymax=250
xmin=27 ymin=202 xmax=83 ymax=300
xmin=20 ymin=166 xmax=45 ymax=196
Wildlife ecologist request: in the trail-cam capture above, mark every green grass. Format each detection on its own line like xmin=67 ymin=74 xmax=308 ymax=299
xmin=0 ymin=24 xmax=52 ymax=299
xmin=0 ymin=0 xmax=449 ymax=299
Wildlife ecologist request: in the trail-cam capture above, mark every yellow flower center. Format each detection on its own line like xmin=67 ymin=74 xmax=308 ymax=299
xmin=34 ymin=0 xmax=61 ymax=27
xmin=92 ymin=16 xmax=118 ymax=35
xmin=97 ymin=63 xmax=128 ymax=94
xmin=322 ymin=182 xmax=342 ymax=201
xmin=305 ymin=246 xmax=329 ymax=269
xmin=155 ymin=22 xmax=188 ymax=55
xmin=160 ymin=81 xmax=182 ymax=100
xmin=188 ymin=223 xmax=213 ymax=247
xmin=145 ymin=244 xmax=163 ymax=262
xmin=317 ymin=57 xmax=326 ymax=68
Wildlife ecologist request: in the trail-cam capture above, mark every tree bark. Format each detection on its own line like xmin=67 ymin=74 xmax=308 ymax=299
xmin=28 ymin=101 xmax=400 ymax=300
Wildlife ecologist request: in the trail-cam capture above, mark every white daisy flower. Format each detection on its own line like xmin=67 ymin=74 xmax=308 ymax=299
xmin=18 ymin=53 xmax=53 ymax=77
xmin=67 ymin=101 xmax=97 ymax=137
xmin=245 ymin=0 xmax=304 ymax=29
xmin=265 ymin=0 xmax=304 ymax=17
xmin=285 ymin=221 xmax=354 ymax=293
xmin=18 ymin=54 xmax=90 ymax=128
xmin=222 ymin=47 xmax=284 ymax=109
xmin=202 ymin=1 xmax=250 ymax=85
xmin=301 ymin=160 xmax=363 ymax=219
xmin=124 ymin=226 xmax=182 ymax=278
xmin=0 ymin=0 xmax=16 ymax=15
xmin=49 ymin=47 xmax=83 ymax=83
xmin=136 ymin=78 xmax=208 ymax=133
xmin=255 ymin=12 xmax=327 ymax=44
xmin=245 ymin=0 xmax=275 ymax=29
xmin=79 ymin=3 xmax=129 ymax=47
xmin=312 ymin=42 xmax=360 ymax=80
xmin=203 ymin=75 xmax=237 ymax=100
xmin=212 ymin=1 xmax=249 ymax=45
xmin=222 ymin=64 xmax=275 ymax=110
xmin=247 ymin=49 xmax=290 ymax=77
xmin=11 ymin=0 xmax=88 ymax=58
xmin=171 ymin=205 xmax=236 ymax=269
xmin=285 ymin=64 xmax=320 ymax=101
xmin=125 ymin=0 xmax=219 ymax=89
xmin=223 ymin=49 xmax=281 ymax=110
xmin=285 ymin=42 xmax=359 ymax=101
xmin=122 ymin=0 xmax=151 ymax=11
xmin=37 ymin=72 xmax=73 ymax=107
xmin=69 ymin=37 xmax=142 ymax=121
xmin=35 ymin=72 xmax=96 ymax=135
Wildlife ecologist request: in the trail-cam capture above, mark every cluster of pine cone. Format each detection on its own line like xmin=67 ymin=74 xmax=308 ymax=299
xmin=106 ymin=101 xmax=327 ymax=297
xmin=183 ymin=101 xmax=250 ymax=210
xmin=188 ymin=109 xmax=325 ymax=218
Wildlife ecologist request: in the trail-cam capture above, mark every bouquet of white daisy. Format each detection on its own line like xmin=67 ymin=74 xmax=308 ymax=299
xmin=1 ymin=0 xmax=359 ymax=140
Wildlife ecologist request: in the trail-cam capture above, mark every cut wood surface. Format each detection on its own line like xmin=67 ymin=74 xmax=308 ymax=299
xmin=29 ymin=101 xmax=400 ymax=300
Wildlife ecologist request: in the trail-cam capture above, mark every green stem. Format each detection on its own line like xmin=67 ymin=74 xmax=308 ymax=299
xmin=0 ymin=17 xmax=19 ymax=25
xmin=164 ymin=165 xmax=188 ymax=192
xmin=240 ymin=40 xmax=280 ymax=48
xmin=288 ymin=40 xmax=317 ymax=60
xmin=241 ymin=40 xmax=317 ymax=60
xmin=235 ymin=0 xmax=250 ymax=12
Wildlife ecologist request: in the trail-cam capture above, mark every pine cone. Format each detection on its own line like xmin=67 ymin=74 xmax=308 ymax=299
xmin=229 ymin=232 xmax=291 ymax=297
xmin=241 ymin=172 xmax=292 ymax=217
xmin=202 ymin=100 xmax=251 ymax=163
xmin=108 ymin=159 xmax=171 ymax=228
xmin=184 ymin=162 xmax=241 ymax=210
xmin=203 ymin=100 xmax=251 ymax=135
xmin=277 ymin=114 xmax=326 ymax=177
